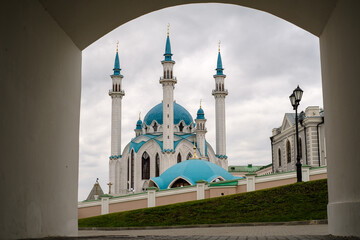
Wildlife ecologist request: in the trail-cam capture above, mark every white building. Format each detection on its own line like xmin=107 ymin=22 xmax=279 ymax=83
xmin=108 ymin=32 xmax=229 ymax=195
xmin=271 ymin=106 xmax=326 ymax=173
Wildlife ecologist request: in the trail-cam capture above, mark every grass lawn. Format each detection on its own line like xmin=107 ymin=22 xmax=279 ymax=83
xmin=79 ymin=179 xmax=328 ymax=227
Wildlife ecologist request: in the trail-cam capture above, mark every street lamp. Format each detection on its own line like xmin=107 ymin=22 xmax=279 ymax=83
xmin=289 ymin=85 xmax=303 ymax=182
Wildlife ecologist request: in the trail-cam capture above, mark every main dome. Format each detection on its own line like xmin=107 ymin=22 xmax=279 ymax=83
xmin=150 ymin=159 xmax=239 ymax=189
xmin=143 ymin=102 xmax=193 ymax=126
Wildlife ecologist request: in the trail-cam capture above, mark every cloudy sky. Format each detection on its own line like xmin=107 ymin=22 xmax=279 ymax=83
xmin=79 ymin=3 xmax=323 ymax=200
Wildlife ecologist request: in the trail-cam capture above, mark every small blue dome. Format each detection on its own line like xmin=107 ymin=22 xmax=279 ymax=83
xmin=143 ymin=102 xmax=193 ymax=126
xmin=135 ymin=119 xmax=142 ymax=130
xmin=150 ymin=159 xmax=239 ymax=189
xmin=196 ymin=108 xmax=205 ymax=120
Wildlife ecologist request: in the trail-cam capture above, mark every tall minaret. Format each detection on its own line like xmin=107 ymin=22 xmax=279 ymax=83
xmin=195 ymin=100 xmax=207 ymax=158
xmin=212 ymin=42 xmax=228 ymax=159
xmin=109 ymin=43 xmax=125 ymax=194
xmin=160 ymin=25 xmax=177 ymax=152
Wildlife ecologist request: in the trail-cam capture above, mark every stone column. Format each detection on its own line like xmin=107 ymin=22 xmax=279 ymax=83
xmin=302 ymin=165 xmax=311 ymax=182
xmin=196 ymin=180 xmax=207 ymax=200
xmin=147 ymin=187 xmax=157 ymax=208
xmin=320 ymin=1 xmax=360 ymax=237
xmin=101 ymin=195 xmax=111 ymax=215
xmin=245 ymin=173 xmax=257 ymax=192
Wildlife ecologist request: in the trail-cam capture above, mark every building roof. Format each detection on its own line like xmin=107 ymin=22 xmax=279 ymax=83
xmin=163 ymin=35 xmax=173 ymax=61
xmin=150 ymin=159 xmax=240 ymax=189
xmin=215 ymin=51 xmax=224 ymax=75
xmin=143 ymin=102 xmax=193 ymax=126
xmin=228 ymin=164 xmax=269 ymax=173
xmin=113 ymin=51 xmax=121 ymax=76
xmin=86 ymin=180 xmax=104 ymax=201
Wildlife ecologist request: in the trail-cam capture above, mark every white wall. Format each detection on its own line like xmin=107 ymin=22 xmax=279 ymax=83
xmin=0 ymin=1 xmax=81 ymax=239
xmin=320 ymin=0 xmax=360 ymax=236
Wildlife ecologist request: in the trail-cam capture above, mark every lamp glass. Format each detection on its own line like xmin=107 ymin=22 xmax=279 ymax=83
xmin=289 ymin=93 xmax=296 ymax=107
xmin=294 ymin=86 xmax=303 ymax=101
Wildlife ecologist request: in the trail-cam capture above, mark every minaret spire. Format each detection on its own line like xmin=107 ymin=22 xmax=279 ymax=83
xmin=109 ymin=43 xmax=125 ymax=194
xmin=160 ymin=25 xmax=177 ymax=160
xmin=113 ymin=41 xmax=121 ymax=76
xmin=212 ymin=43 xmax=228 ymax=162
xmin=164 ymin=24 xmax=173 ymax=61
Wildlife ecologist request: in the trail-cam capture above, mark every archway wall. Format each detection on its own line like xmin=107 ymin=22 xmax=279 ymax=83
xmin=0 ymin=1 xmax=81 ymax=239
xmin=40 ymin=0 xmax=337 ymax=50
xmin=1 ymin=0 xmax=360 ymax=239
xmin=319 ymin=0 xmax=360 ymax=236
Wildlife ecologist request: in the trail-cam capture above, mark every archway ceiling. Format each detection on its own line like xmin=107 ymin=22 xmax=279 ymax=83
xmin=40 ymin=0 xmax=337 ymax=50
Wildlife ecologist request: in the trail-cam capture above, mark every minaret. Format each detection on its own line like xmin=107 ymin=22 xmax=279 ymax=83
xmin=109 ymin=43 xmax=125 ymax=194
xmin=160 ymin=24 xmax=177 ymax=152
xmin=212 ymin=42 xmax=228 ymax=159
xmin=134 ymin=113 xmax=143 ymax=137
xmin=195 ymin=100 xmax=207 ymax=158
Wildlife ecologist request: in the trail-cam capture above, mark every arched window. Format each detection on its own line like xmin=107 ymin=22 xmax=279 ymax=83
xmin=163 ymin=70 xmax=166 ymax=78
xmin=155 ymin=153 xmax=160 ymax=177
xmin=170 ymin=70 xmax=173 ymax=78
xmin=278 ymin=149 xmax=282 ymax=167
xmin=179 ymin=122 xmax=184 ymax=132
xmin=131 ymin=150 xmax=134 ymax=189
xmin=186 ymin=153 xmax=192 ymax=160
xmin=127 ymin=157 xmax=130 ymax=189
xmin=299 ymin=137 xmax=303 ymax=159
xmin=170 ymin=178 xmax=191 ymax=188
xmin=177 ymin=153 xmax=182 ymax=163
xmin=142 ymin=151 xmax=150 ymax=180
xmin=166 ymin=70 xmax=169 ymax=79
xmin=286 ymin=140 xmax=291 ymax=163
xmin=153 ymin=122 xmax=158 ymax=132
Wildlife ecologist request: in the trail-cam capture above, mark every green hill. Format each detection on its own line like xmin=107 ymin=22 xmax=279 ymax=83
xmin=79 ymin=179 xmax=328 ymax=228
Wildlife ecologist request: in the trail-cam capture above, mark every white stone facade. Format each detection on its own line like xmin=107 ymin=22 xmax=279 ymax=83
xmin=271 ymin=106 xmax=326 ymax=173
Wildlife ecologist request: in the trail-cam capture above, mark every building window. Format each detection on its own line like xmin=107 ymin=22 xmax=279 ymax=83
xmin=179 ymin=122 xmax=184 ymax=132
xmin=155 ymin=153 xmax=160 ymax=177
xmin=127 ymin=157 xmax=130 ymax=189
xmin=153 ymin=122 xmax=158 ymax=132
xmin=286 ymin=140 xmax=291 ymax=163
xmin=278 ymin=149 xmax=282 ymax=167
xmin=186 ymin=153 xmax=192 ymax=160
xmin=177 ymin=153 xmax=182 ymax=163
xmin=142 ymin=151 xmax=150 ymax=180
xmin=131 ymin=150 xmax=134 ymax=189
xmin=299 ymin=137 xmax=303 ymax=159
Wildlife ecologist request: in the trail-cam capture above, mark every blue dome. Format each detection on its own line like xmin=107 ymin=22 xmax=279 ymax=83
xmin=143 ymin=102 xmax=193 ymax=126
xmin=196 ymin=108 xmax=205 ymax=119
xmin=135 ymin=119 xmax=142 ymax=130
xmin=150 ymin=159 xmax=239 ymax=189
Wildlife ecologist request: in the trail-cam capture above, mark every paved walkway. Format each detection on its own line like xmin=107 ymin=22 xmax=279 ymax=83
xmin=79 ymin=224 xmax=329 ymax=237
xmin=35 ymin=224 xmax=360 ymax=239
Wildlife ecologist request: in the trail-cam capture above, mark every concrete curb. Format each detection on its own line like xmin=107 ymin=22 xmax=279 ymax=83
xmin=79 ymin=219 xmax=328 ymax=231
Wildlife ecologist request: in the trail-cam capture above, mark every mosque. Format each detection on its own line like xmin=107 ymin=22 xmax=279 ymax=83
xmin=108 ymin=30 xmax=234 ymax=195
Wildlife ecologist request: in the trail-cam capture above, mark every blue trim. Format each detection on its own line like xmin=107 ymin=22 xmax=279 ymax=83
xmin=216 ymin=154 xmax=228 ymax=159
xmin=109 ymin=155 xmax=122 ymax=160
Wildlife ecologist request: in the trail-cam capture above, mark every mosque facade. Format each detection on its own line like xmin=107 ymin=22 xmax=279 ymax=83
xmin=108 ymin=32 xmax=229 ymax=195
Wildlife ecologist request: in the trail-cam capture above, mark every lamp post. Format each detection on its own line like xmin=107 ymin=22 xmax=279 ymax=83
xmin=289 ymin=85 xmax=303 ymax=182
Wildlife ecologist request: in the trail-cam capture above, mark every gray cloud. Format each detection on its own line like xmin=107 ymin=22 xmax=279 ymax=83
xmin=79 ymin=3 xmax=322 ymax=200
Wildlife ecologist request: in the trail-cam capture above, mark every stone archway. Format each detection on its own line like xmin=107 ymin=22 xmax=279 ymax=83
xmin=1 ymin=1 xmax=359 ymax=238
